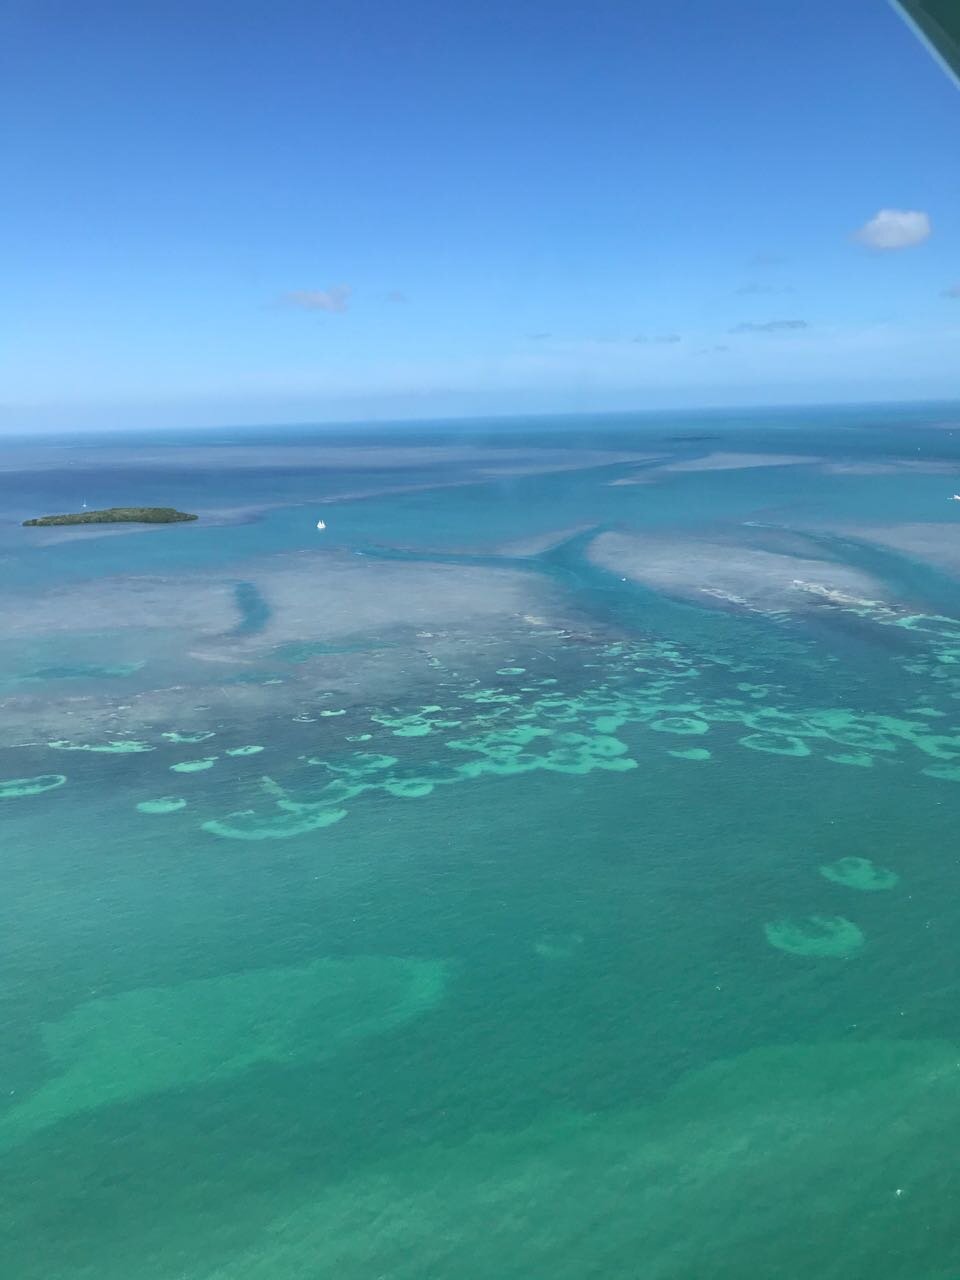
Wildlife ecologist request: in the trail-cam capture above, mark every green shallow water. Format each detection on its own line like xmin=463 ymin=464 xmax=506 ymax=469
xmin=3 ymin=410 xmax=960 ymax=1277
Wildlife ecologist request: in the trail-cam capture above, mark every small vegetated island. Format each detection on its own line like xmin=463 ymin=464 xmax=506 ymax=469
xmin=23 ymin=507 xmax=198 ymax=527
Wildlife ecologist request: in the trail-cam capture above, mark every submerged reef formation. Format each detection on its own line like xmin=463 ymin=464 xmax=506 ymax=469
xmin=0 ymin=773 xmax=66 ymax=798
xmin=135 ymin=796 xmax=187 ymax=815
xmin=19 ymin=605 xmax=960 ymax=851
xmin=189 ymin=1038 xmax=960 ymax=1279
xmin=820 ymin=856 xmax=899 ymax=892
xmin=23 ymin=507 xmax=198 ymax=526
xmin=0 ymin=954 xmax=447 ymax=1149
xmin=170 ymin=757 xmax=218 ymax=773
xmin=764 ymin=915 xmax=864 ymax=958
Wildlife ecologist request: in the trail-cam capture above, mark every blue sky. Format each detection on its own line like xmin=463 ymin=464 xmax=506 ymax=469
xmin=2 ymin=0 xmax=959 ymax=430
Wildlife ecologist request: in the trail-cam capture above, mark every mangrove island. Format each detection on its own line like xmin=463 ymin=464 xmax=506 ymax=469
xmin=23 ymin=507 xmax=199 ymax=527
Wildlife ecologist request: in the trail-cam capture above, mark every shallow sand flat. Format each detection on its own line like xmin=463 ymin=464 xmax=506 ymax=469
xmin=608 ymin=472 xmax=661 ymax=486
xmin=190 ymin=500 xmax=315 ymax=525
xmin=820 ymin=459 xmax=959 ymax=476
xmin=658 ymin=451 xmax=819 ymax=473
xmin=839 ymin=523 xmax=960 ymax=575
xmin=314 ymin=468 xmax=625 ymax=507
xmin=0 ymin=550 xmax=558 ymax=740
xmin=233 ymin=551 xmax=555 ymax=647
xmin=0 ymin=551 xmax=551 ymax=648
xmin=0 ymin=443 xmax=661 ymax=475
xmin=6 ymin=658 xmax=459 ymax=742
xmin=588 ymin=530 xmax=888 ymax=613
xmin=476 ymin=452 xmax=664 ymax=478
xmin=197 ymin=1038 xmax=960 ymax=1280
xmin=14 ymin=523 xmax=179 ymax=546
xmin=317 ymin=478 xmax=477 ymax=504
xmin=494 ymin=525 xmax=596 ymax=556
xmin=0 ymin=577 xmax=238 ymax=641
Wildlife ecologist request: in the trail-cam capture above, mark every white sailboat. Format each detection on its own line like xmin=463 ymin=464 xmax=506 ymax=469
xmin=316 ymin=518 xmax=326 ymax=530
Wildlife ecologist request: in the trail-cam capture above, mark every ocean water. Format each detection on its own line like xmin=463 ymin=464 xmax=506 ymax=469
xmin=2 ymin=403 xmax=960 ymax=1277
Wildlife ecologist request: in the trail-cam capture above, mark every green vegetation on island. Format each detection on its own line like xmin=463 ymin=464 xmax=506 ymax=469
xmin=23 ymin=507 xmax=198 ymax=527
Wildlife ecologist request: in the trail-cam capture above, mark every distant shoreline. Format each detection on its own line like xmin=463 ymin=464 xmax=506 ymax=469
xmin=23 ymin=506 xmax=198 ymax=527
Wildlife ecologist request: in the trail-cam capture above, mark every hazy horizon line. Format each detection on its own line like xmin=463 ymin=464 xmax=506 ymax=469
xmin=1 ymin=393 xmax=958 ymax=440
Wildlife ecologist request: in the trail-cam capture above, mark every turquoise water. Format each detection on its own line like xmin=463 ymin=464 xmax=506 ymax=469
xmin=3 ymin=404 xmax=960 ymax=1277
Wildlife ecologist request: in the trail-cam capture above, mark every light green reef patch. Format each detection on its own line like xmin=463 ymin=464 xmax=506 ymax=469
xmin=136 ymin=797 xmax=187 ymax=815
xmin=372 ymin=711 xmax=436 ymax=737
xmin=914 ymin=734 xmax=960 ymax=761
xmin=449 ymin=728 xmax=636 ymax=779
xmin=195 ymin=1038 xmax=960 ymax=1280
xmin=447 ymin=725 xmax=551 ymax=753
xmin=170 ymin=757 xmax=218 ymax=773
xmin=225 ymin=745 xmax=264 ymax=756
xmin=826 ymin=752 xmax=874 ymax=768
xmin=804 ymin=710 xmax=901 ymax=752
xmin=0 ymin=955 xmax=447 ymax=1150
xmin=161 ymin=731 xmax=216 ymax=744
xmin=48 ymin=739 xmax=153 ymax=754
xmin=740 ymin=733 xmax=811 ymax=757
xmin=202 ymin=775 xmax=352 ymax=839
xmin=333 ymin=752 xmax=399 ymax=775
xmin=921 ymin=764 xmax=960 ymax=782
xmin=0 ymin=773 xmax=67 ymax=799
xmin=383 ymin=780 xmax=435 ymax=798
xmin=740 ymin=707 xmax=818 ymax=734
xmin=820 ymin=856 xmax=899 ymax=892
xmin=277 ymin=775 xmax=369 ymax=809
xmin=461 ymin=690 xmax=521 ymax=707
xmin=535 ymin=695 xmax=588 ymax=724
xmin=202 ymin=807 xmax=348 ymax=840
xmin=764 ymin=915 xmax=864 ymax=958
xmin=649 ymin=717 xmax=709 ymax=736
xmin=668 ymin=748 xmax=711 ymax=761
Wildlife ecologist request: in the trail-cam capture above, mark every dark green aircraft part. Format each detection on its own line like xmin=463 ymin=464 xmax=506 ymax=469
xmin=893 ymin=1 xmax=960 ymax=85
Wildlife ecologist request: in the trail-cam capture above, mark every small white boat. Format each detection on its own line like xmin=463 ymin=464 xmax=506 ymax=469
xmin=316 ymin=518 xmax=326 ymax=530
xmin=951 ymin=495 xmax=960 ymax=503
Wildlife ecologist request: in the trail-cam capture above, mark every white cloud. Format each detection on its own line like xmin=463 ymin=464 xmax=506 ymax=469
xmin=730 ymin=319 xmax=808 ymax=334
xmin=283 ymin=284 xmax=352 ymax=313
xmin=855 ymin=209 xmax=931 ymax=251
